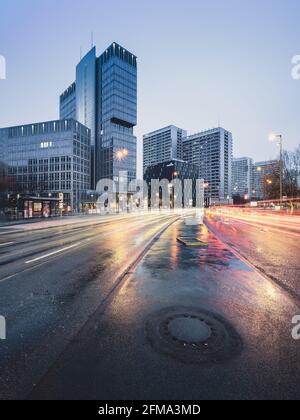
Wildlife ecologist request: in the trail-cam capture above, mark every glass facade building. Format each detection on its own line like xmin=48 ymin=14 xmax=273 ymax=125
xmin=144 ymin=159 xmax=200 ymax=208
xmin=0 ymin=119 xmax=91 ymax=211
xmin=60 ymin=82 xmax=76 ymax=120
xmin=59 ymin=42 xmax=137 ymax=190
xmin=99 ymin=43 xmax=137 ymax=188
xmin=76 ymin=48 xmax=97 ymax=188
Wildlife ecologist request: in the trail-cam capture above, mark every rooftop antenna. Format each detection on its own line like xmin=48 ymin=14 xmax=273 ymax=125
xmin=80 ymin=46 xmax=82 ymax=60
xmin=91 ymin=31 xmax=94 ymax=48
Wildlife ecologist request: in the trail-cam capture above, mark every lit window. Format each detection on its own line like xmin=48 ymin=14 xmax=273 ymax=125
xmin=40 ymin=141 xmax=53 ymax=149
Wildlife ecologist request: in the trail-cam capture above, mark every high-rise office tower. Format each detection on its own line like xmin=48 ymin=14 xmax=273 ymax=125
xmin=60 ymin=42 xmax=137 ymax=190
xmin=143 ymin=126 xmax=187 ymax=171
xmin=183 ymin=127 xmax=233 ymax=202
xmin=232 ymin=157 xmax=253 ymax=198
xmin=60 ymin=82 xmax=76 ymax=120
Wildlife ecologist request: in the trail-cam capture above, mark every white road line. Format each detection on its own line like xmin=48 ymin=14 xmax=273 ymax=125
xmin=0 ymin=230 xmax=24 ymax=235
xmin=0 ymin=242 xmax=14 ymax=247
xmin=25 ymin=242 xmax=81 ymax=264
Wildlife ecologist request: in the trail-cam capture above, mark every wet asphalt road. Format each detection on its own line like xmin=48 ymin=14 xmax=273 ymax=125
xmin=0 ymin=213 xmax=179 ymax=399
xmin=205 ymin=210 xmax=300 ymax=302
xmin=29 ymin=220 xmax=300 ymax=400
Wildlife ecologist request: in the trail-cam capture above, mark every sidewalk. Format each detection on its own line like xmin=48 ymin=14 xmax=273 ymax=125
xmin=31 ymin=220 xmax=300 ymax=400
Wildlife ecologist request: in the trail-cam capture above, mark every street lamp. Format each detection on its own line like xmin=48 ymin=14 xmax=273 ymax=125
xmin=115 ymin=148 xmax=129 ymax=161
xmin=269 ymin=133 xmax=283 ymax=202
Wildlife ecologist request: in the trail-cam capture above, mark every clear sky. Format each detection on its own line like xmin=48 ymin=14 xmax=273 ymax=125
xmin=0 ymin=0 xmax=299 ymax=176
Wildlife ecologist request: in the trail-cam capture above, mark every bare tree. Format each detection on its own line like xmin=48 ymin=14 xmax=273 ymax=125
xmin=263 ymin=147 xmax=300 ymax=200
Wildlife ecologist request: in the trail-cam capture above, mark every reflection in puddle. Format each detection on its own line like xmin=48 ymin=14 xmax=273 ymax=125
xmin=143 ymin=223 xmax=250 ymax=276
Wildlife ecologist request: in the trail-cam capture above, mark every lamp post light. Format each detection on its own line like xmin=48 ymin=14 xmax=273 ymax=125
xmin=115 ymin=148 xmax=129 ymax=162
xmin=269 ymin=133 xmax=283 ymax=203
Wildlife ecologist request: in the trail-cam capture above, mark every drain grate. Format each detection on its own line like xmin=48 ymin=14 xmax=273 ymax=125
xmin=146 ymin=307 xmax=242 ymax=364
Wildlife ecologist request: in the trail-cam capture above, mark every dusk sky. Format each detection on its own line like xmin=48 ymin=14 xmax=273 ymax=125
xmin=0 ymin=0 xmax=299 ymax=176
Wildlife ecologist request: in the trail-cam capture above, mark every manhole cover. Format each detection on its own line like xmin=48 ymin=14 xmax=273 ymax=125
xmin=146 ymin=307 xmax=242 ymax=364
xmin=168 ymin=317 xmax=212 ymax=343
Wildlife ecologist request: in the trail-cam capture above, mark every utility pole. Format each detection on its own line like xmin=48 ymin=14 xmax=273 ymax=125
xmin=269 ymin=133 xmax=284 ymax=204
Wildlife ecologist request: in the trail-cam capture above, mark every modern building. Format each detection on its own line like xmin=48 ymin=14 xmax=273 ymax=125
xmin=60 ymin=82 xmax=76 ymax=120
xmin=232 ymin=157 xmax=253 ymax=199
xmin=143 ymin=126 xmax=187 ymax=170
xmin=0 ymin=119 xmax=91 ymax=215
xmin=183 ymin=127 xmax=233 ymax=203
xmin=144 ymin=159 xmax=200 ymax=208
xmin=59 ymin=42 xmax=137 ymax=190
xmin=252 ymin=160 xmax=279 ymax=200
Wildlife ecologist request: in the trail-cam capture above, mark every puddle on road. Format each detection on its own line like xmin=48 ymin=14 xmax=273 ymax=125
xmin=142 ymin=223 xmax=253 ymax=276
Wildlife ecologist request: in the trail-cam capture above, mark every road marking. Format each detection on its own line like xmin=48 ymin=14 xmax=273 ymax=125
xmin=0 ymin=230 xmax=24 ymax=236
xmin=0 ymin=242 xmax=14 ymax=247
xmin=0 ymin=216 xmax=176 ymax=283
xmin=25 ymin=242 xmax=81 ymax=264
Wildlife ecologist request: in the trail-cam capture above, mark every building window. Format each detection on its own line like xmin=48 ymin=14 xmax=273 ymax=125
xmin=41 ymin=141 xmax=53 ymax=149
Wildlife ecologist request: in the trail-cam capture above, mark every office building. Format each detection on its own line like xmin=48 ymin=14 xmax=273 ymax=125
xmin=59 ymin=42 xmax=137 ymax=190
xmin=144 ymin=159 xmax=200 ymax=208
xmin=60 ymin=82 xmax=76 ymax=120
xmin=0 ymin=119 xmax=91 ymax=215
xmin=143 ymin=126 xmax=187 ymax=170
xmin=183 ymin=127 xmax=233 ymax=203
xmin=232 ymin=157 xmax=253 ymax=199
